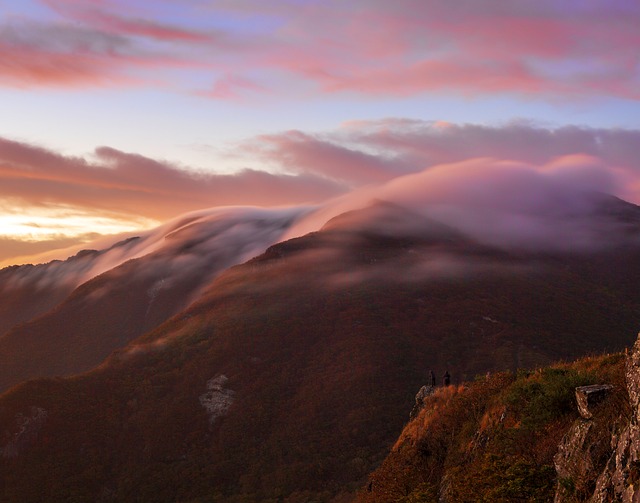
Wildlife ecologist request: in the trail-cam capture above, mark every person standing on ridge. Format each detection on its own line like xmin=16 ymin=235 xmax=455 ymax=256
xmin=443 ymin=370 xmax=451 ymax=386
xmin=430 ymin=370 xmax=436 ymax=387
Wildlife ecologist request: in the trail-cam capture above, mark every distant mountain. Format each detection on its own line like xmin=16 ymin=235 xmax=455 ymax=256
xmin=0 ymin=236 xmax=140 ymax=337
xmin=0 ymin=197 xmax=639 ymax=501
xmin=0 ymin=207 xmax=304 ymax=392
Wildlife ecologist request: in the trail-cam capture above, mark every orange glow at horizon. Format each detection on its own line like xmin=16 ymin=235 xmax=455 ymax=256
xmin=0 ymin=201 xmax=160 ymax=267
xmin=0 ymin=203 xmax=158 ymax=243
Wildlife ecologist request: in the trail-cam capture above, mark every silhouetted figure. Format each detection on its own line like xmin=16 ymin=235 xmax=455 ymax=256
xmin=430 ymin=370 xmax=436 ymax=387
xmin=443 ymin=370 xmax=451 ymax=386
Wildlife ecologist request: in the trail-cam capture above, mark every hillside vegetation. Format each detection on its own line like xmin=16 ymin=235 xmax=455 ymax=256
xmin=358 ymin=353 xmax=629 ymax=502
xmin=0 ymin=201 xmax=639 ymax=501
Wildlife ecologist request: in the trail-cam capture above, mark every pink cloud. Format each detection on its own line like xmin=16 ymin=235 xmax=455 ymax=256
xmin=202 ymin=0 xmax=640 ymax=100
xmin=74 ymin=11 xmax=212 ymax=43
xmin=323 ymin=58 xmax=550 ymax=97
xmin=0 ymin=0 xmax=640 ymax=100
xmin=337 ymin=120 xmax=640 ymax=176
xmin=234 ymin=121 xmax=640 ymax=203
xmin=0 ymin=46 xmax=118 ymax=88
xmin=42 ymin=0 xmax=214 ymax=42
xmin=304 ymin=2 xmax=640 ymax=98
xmin=244 ymin=130 xmax=409 ymax=184
xmin=0 ymin=0 xmax=635 ymax=99
xmin=19 ymin=121 xmax=626 ymax=233
xmin=287 ymin=155 xmax=630 ymax=253
xmin=4 ymin=119 xmax=640 ymax=263
xmin=0 ymin=21 xmax=193 ymax=88
xmin=372 ymin=156 xmax=627 ymax=251
xmin=199 ymin=73 xmax=267 ymax=100
xmin=381 ymin=157 xmax=617 ymax=215
xmin=0 ymin=137 xmax=344 ymax=221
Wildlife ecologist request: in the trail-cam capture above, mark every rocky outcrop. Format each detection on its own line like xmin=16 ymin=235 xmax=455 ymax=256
xmin=589 ymin=337 xmax=640 ymax=502
xmin=577 ymin=385 xmax=614 ymax=420
xmin=409 ymin=384 xmax=435 ymax=419
xmin=554 ymin=334 xmax=640 ymax=502
xmin=554 ymin=418 xmax=600 ymax=502
xmin=199 ymin=374 xmax=235 ymax=424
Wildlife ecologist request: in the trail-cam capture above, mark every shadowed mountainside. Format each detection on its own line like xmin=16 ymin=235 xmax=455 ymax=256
xmin=0 ymin=199 xmax=640 ymax=501
xmin=0 ymin=237 xmax=140 ymax=337
xmin=0 ymin=207 xmax=303 ymax=393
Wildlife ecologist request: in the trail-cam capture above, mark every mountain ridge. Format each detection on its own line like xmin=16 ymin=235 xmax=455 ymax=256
xmin=0 ymin=196 xmax=639 ymax=500
xmin=0 ymin=207 xmax=305 ymax=393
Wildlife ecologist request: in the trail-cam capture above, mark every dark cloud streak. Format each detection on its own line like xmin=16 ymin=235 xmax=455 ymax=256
xmin=0 ymin=136 xmax=344 ymax=222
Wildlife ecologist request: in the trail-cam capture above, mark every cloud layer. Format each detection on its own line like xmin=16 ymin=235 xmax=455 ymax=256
xmin=3 ymin=119 xmax=640 ymax=265
xmin=0 ymin=134 xmax=340 ymax=265
xmin=240 ymin=120 xmax=640 ymax=201
xmin=0 ymin=135 xmax=342 ymax=218
xmin=285 ymin=155 xmax=631 ymax=252
xmin=1 ymin=0 xmax=638 ymax=100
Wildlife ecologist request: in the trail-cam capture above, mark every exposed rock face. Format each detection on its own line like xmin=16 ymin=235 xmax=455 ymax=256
xmin=409 ymin=384 xmax=435 ymax=419
xmin=627 ymin=337 xmax=640 ymax=422
xmin=555 ymin=419 xmax=598 ymax=502
xmin=591 ymin=422 xmax=640 ymax=502
xmin=199 ymin=374 xmax=235 ymax=424
xmin=554 ymin=334 xmax=640 ymax=502
xmin=589 ymin=337 xmax=640 ymax=503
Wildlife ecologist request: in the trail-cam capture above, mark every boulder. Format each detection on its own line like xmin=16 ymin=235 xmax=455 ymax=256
xmin=576 ymin=385 xmax=614 ymax=420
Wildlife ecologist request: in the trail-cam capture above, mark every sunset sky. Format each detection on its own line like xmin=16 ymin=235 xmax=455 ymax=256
xmin=1 ymin=0 xmax=640 ymax=266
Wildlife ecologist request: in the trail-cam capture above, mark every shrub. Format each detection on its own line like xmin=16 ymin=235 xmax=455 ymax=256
xmin=505 ymin=367 xmax=598 ymax=430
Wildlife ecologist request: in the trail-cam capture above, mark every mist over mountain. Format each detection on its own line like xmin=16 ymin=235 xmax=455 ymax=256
xmin=0 ymin=186 xmax=639 ymax=501
xmin=0 ymin=237 xmax=140 ymax=337
xmin=3 ymin=0 xmax=640 ymax=500
xmin=287 ymin=156 xmax=638 ymax=252
xmin=0 ymin=206 xmax=305 ymax=392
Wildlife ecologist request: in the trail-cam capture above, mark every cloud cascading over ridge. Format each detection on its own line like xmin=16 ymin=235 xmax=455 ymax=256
xmin=237 ymin=121 xmax=640 ymax=203
xmin=0 ymin=134 xmax=342 ymax=265
xmin=285 ymin=156 xmax=630 ymax=254
xmin=3 ymin=119 xmax=640 ymax=266
xmin=1 ymin=0 xmax=638 ymax=283
xmin=9 ymin=122 xmax=640 ymax=223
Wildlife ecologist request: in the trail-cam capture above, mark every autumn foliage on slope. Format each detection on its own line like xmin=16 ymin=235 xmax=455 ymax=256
xmin=358 ymin=354 xmax=629 ymax=502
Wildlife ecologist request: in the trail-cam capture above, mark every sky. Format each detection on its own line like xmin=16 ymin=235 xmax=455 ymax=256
xmin=1 ymin=0 xmax=640 ymax=267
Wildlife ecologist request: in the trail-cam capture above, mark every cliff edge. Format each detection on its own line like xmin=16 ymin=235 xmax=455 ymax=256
xmin=358 ymin=335 xmax=640 ymax=502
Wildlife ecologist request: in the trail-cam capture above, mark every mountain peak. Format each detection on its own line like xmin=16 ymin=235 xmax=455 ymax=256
xmin=320 ymin=199 xmax=465 ymax=243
